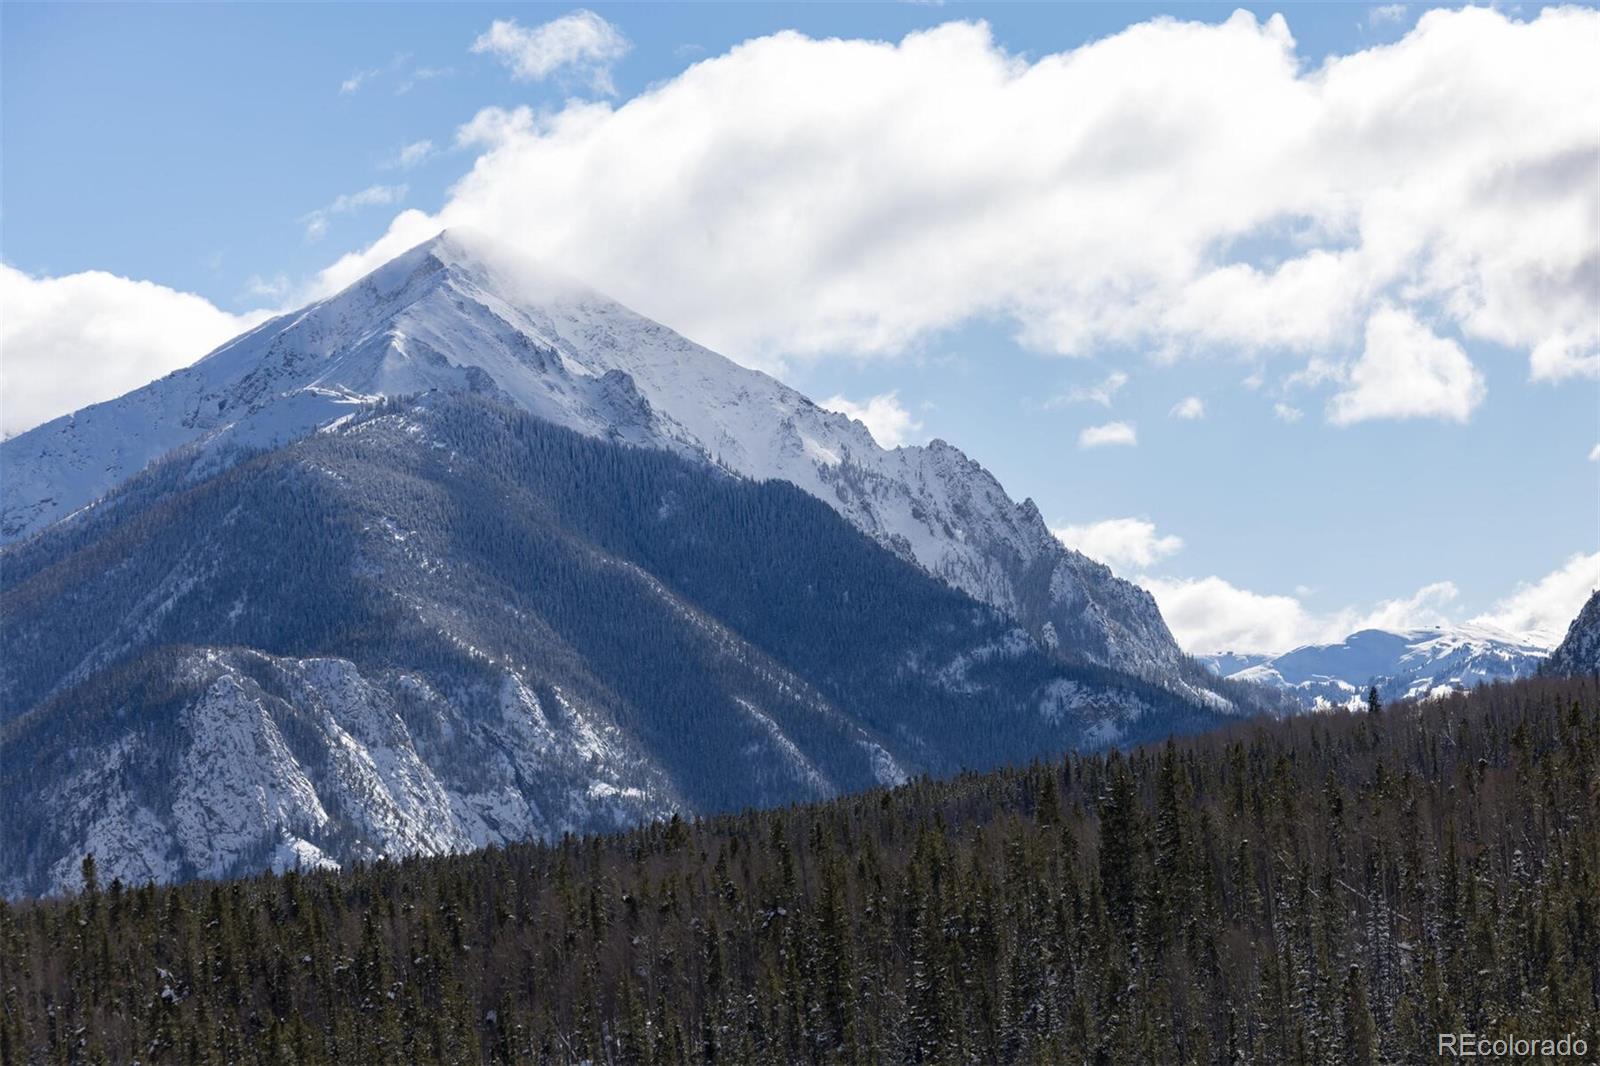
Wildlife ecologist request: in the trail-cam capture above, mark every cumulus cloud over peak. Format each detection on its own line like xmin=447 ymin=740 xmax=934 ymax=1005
xmin=1053 ymin=518 xmax=1182 ymax=572
xmin=0 ymin=265 xmax=269 ymax=437
xmin=821 ymin=391 xmax=922 ymax=449
xmin=1470 ymin=551 xmax=1600 ymax=647
xmin=1143 ymin=573 xmax=1463 ymax=656
xmin=11 ymin=8 xmax=1596 ymax=439
xmin=1144 ymin=551 xmax=1597 ymax=656
xmin=319 ymin=5 xmax=1595 ymax=394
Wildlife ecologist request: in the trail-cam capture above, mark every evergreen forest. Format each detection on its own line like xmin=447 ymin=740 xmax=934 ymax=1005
xmin=3 ymin=676 xmax=1597 ymax=1065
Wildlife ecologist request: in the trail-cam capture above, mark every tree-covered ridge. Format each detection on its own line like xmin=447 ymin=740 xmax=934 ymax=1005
xmin=4 ymin=676 xmax=1597 ymax=1065
xmin=2 ymin=393 xmax=1237 ymax=896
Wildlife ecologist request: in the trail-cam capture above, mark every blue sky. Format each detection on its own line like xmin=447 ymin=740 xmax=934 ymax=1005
xmin=4 ymin=2 xmax=1597 ymax=653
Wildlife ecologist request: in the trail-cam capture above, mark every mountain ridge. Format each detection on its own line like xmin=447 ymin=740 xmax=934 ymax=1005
xmin=1 ymin=231 xmax=1191 ymax=689
xmin=1 ymin=392 xmax=1229 ymax=896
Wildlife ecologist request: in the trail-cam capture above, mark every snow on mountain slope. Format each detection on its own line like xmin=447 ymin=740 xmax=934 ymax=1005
xmin=3 ymin=395 xmax=1226 ymax=896
xmin=1201 ymin=624 xmax=1551 ymax=710
xmin=0 ymin=231 xmax=1186 ymax=682
xmin=5 ymin=645 xmax=674 ymax=898
xmin=1544 ymin=590 xmax=1600 ymax=676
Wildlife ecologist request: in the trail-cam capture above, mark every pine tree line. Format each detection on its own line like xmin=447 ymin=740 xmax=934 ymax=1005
xmin=3 ymin=676 xmax=1597 ymax=1065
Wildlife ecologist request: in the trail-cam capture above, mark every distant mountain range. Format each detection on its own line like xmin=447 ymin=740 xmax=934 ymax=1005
xmin=1201 ymin=624 xmax=1552 ymax=710
xmin=1 ymin=232 xmax=1263 ymax=896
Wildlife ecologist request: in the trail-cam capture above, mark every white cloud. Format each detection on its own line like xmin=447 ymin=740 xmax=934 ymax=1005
xmin=1146 ymin=549 xmax=1600 ymax=655
xmin=821 ymin=391 xmax=922 ymax=448
xmin=1273 ymin=402 xmax=1303 ymax=422
xmin=340 ymin=68 xmax=379 ymax=94
xmin=396 ymin=66 xmax=451 ymax=95
xmin=1368 ymin=5 xmax=1408 ymax=27
xmin=14 ymin=9 xmax=1590 ymax=444
xmin=1053 ymin=517 xmax=1182 ymax=571
xmin=1327 ymin=304 xmax=1486 ymax=424
xmin=302 ymin=184 xmax=408 ymax=242
xmin=471 ymin=11 xmax=630 ymax=95
xmin=1048 ymin=370 xmax=1128 ymax=408
xmin=342 ymin=56 xmax=451 ymax=97
xmin=316 ymin=7 xmax=1595 ymax=389
xmin=1169 ymin=395 xmax=1205 ymax=419
xmin=1470 ymin=551 xmax=1600 ymax=645
xmin=0 ymin=265 xmax=269 ymax=437
xmin=1530 ymin=334 xmax=1600 ymax=381
xmin=1142 ymin=573 xmax=1459 ymax=655
xmin=1078 ymin=421 xmax=1137 ymax=449
xmin=1353 ymin=580 xmax=1460 ymax=632
xmin=1141 ymin=575 xmax=1319 ymax=655
xmin=455 ymin=107 xmax=536 ymax=149
xmin=243 ymin=273 xmax=291 ymax=301
xmin=1589 ymin=442 xmax=1600 ymax=462
xmin=390 ymin=140 xmax=436 ymax=169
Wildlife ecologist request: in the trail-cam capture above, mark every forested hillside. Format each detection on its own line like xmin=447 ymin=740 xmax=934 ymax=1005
xmin=4 ymin=676 xmax=1597 ymax=1065
xmin=2 ymin=393 xmax=1230 ymax=897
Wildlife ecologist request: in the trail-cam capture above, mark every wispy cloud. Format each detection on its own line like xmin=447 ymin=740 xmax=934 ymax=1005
xmin=387 ymin=140 xmax=436 ymax=170
xmin=1078 ymin=421 xmax=1137 ymax=449
xmin=340 ymin=68 xmax=380 ymax=94
xmin=341 ymin=55 xmax=451 ymax=97
xmin=1368 ymin=4 xmax=1408 ymax=28
xmin=471 ymin=10 xmax=630 ymax=95
xmin=396 ymin=66 xmax=451 ymax=95
xmin=1169 ymin=396 xmax=1205 ymax=420
xmin=1470 ymin=551 xmax=1600 ymax=645
xmin=243 ymin=274 xmax=292 ymax=302
xmin=1273 ymin=403 xmax=1303 ymax=423
xmin=301 ymin=184 xmax=408 ymax=243
xmin=1047 ymin=370 xmax=1128 ymax=408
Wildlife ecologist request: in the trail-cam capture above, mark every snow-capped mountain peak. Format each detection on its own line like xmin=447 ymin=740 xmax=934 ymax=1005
xmin=1203 ymin=623 xmax=1551 ymax=710
xmin=1 ymin=230 xmax=1188 ymax=681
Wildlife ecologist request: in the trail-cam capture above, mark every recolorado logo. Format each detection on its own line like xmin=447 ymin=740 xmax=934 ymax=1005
xmin=1438 ymin=1033 xmax=1588 ymax=1059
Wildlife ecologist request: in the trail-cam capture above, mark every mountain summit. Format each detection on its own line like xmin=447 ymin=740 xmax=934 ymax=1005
xmin=2 ymin=231 xmax=1187 ymax=681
